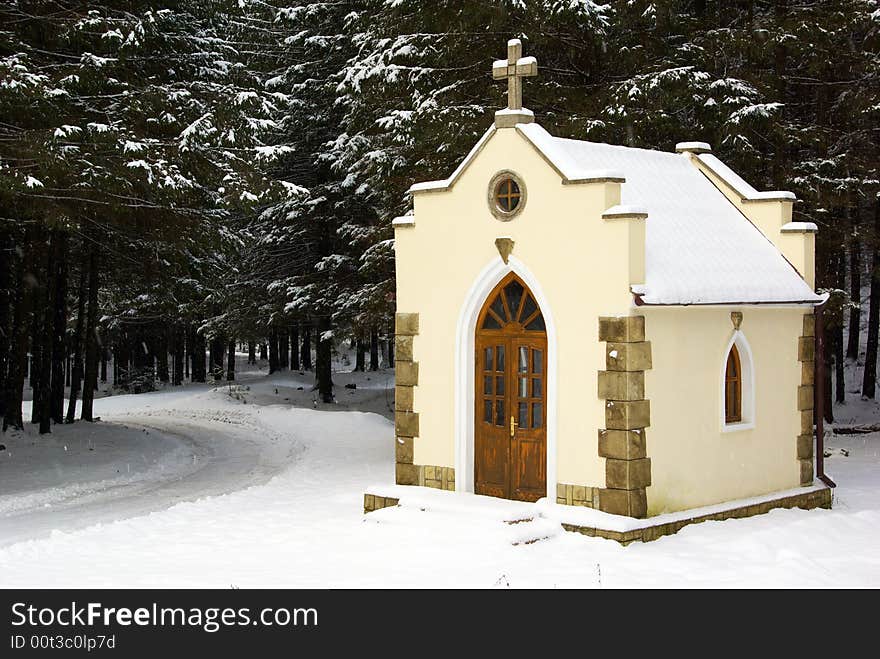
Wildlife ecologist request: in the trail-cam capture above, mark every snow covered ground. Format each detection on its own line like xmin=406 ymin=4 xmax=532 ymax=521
xmin=0 ymin=362 xmax=878 ymax=588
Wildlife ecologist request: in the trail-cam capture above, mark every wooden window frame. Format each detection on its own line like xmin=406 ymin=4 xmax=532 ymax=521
xmin=725 ymin=344 xmax=742 ymax=424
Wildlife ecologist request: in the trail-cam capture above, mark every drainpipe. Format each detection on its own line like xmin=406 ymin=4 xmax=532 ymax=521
xmin=814 ymin=301 xmax=836 ymax=488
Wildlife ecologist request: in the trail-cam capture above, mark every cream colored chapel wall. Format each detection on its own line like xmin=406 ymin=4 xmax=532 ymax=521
xmin=641 ymin=306 xmax=804 ymax=514
xmin=395 ymin=126 xmax=635 ymax=490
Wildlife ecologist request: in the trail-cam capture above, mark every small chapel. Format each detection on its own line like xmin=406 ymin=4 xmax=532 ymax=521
xmin=367 ymin=39 xmax=833 ymax=539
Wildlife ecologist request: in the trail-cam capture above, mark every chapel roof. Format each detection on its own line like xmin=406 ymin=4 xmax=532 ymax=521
xmin=516 ymin=123 xmax=822 ymax=306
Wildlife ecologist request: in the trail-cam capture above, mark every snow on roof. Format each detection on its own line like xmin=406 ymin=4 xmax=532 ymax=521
xmin=517 ymin=123 xmax=820 ymax=305
xmin=696 ymin=153 xmax=796 ymax=202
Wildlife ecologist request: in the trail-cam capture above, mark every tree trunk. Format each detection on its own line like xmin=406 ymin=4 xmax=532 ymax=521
xmin=259 ymin=341 xmax=267 ymax=361
xmin=81 ymin=242 xmax=100 ymax=421
xmin=0 ymin=229 xmax=11 ymax=423
xmin=3 ymin=229 xmax=34 ymax=432
xmin=227 ymin=340 xmax=235 ymax=381
xmin=247 ymin=341 xmax=256 ymax=365
xmin=268 ymin=328 xmax=279 ymax=374
xmin=847 ymin=231 xmax=861 ymax=361
xmin=316 ymin=316 xmax=333 ymax=403
xmin=173 ymin=326 xmax=184 ymax=386
xmin=33 ymin=231 xmax=54 ymax=433
xmin=862 ymin=199 xmax=880 ymax=398
xmin=50 ymin=230 xmax=68 ymax=423
xmin=388 ymin=321 xmax=394 ymax=367
xmin=301 ymin=323 xmax=312 ymax=370
xmin=835 ymin=324 xmax=845 ymax=404
xmin=369 ymin=326 xmax=379 ymax=371
xmin=209 ymin=334 xmax=224 ymax=381
xmin=290 ymin=325 xmax=300 ymax=371
xmin=156 ymin=325 xmax=169 ymax=383
xmin=279 ymin=329 xmax=289 ymax=370
xmin=65 ymin=253 xmax=88 ymax=423
xmin=355 ymin=335 xmax=365 ymax=372
xmin=191 ymin=329 xmax=206 ymax=383
xmin=100 ymin=346 xmax=107 ymax=383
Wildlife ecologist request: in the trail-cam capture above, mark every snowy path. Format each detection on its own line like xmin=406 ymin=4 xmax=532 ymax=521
xmin=0 ymin=408 xmax=300 ymax=547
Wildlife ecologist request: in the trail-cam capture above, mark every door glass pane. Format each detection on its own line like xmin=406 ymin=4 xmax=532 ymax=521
xmin=532 ymin=403 xmax=543 ymax=428
xmin=532 ymin=348 xmax=543 ymax=374
xmin=518 ymin=346 xmax=528 ymax=373
xmin=484 ymin=347 xmax=493 ymax=371
xmin=483 ymin=375 xmax=492 ymax=395
xmin=496 ymin=345 xmax=505 ymax=372
xmin=482 ymin=314 xmax=501 ymax=330
xmin=519 ymin=377 xmax=528 ymax=398
xmin=495 ymin=400 xmax=505 ymax=426
xmin=525 ymin=314 xmax=546 ymax=331
xmin=518 ymin=402 xmax=528 ymax=428
xmin=532 ymin=377 xmax=541 ymax=398
xmin=484 ymin=400 xmax=492 ymax=423
xmin=520 ymin=295 xmax=537 ymax=323
xmin=496 ymin=376 xmax=504 ymax=395
xmin=504 ymin=280 xmax=524 ymax=321
xmin=490 ymin=295 xmax=507 ymax=323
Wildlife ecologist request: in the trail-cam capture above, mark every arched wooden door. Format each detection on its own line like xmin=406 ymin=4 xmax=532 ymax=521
xmin=475 ymin=273 xmax=547 ymax=502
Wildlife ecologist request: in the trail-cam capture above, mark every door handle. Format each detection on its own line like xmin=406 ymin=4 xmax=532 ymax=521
xmin=510 ymin=415 xmax=517 ymax=437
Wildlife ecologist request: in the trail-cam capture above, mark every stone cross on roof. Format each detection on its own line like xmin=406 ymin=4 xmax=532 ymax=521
xmin=492 ymin=38 xmax=537 ymax=112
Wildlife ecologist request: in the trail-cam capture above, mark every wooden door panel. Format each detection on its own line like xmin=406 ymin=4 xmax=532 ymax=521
xmin=475 ymin=340 xmax=508 ymax=498
xmin=510 ymin=339 xmax=546 ymax=501
xmin=474 ymin=273 xmax=547 ymax=502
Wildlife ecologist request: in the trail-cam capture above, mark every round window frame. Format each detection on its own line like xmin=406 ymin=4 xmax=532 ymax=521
xmin=488 ymin=170 xmax=527 ymax=221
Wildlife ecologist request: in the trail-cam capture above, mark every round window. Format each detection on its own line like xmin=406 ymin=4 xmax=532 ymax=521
xmin=488 ymin=171 xmax=526 ymax=220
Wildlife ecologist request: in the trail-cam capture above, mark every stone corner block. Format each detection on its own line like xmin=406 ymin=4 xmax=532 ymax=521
xmin=396 ymin=361 xmax=419 ymax=386
xmin=605 ymin=457 xmax=652 ymax=489
xmin=598 ymin=316 xmax=645 ymax=343
xmin=797 ymin=385 xmax=814 ymax=411
xmin=395 ymin=313 xmax=420 ymax=336
xmin=395 ymin=463 xmax=419 ymax=486
xmin=394 ymin=335 xmax=414 ymax=362
xmin=799 ymin=458 xmax=814 ymax=486
xmin=802 ymin=314 xmax=815 ymax=338
xmin=606 ymin=341 xmax=652 ymax=372
xmin=599 ymin=488 xmax=648 ymax=519
xmin=798 ymin=336 xmax=815 ymax=362
xmin=598 ymin=370 xmax=645 ymax=401
xmin=605 ymin=399 xmax=651 ymax=430
xmin=796 ymin=434 xmax=813 ymax=460
xmin=395 ymin=411 xmax=419 ymax=438
xmin=395 ymin=436 xmax=414 ymax=464
xmin=598 ymin=429 xmax=647 ymax=460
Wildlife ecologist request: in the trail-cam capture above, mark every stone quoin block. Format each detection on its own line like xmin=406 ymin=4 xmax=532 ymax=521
xmin=801 ymin=361 xmax=815 ymax=386
xmin=598 ymin=429 xmax=647 ymax=460
xmin=396 ymin=361 xmax=419 ymax=386
xmin=605 ymin=342 xmax=652 ymax=372
xmin=797 ymin=385 xmax=814 ymax=411
xmin=395 ymin=313 xmax=420 ymax=336
xmin=605 ymin=399 xmax=651 ymax=430
xmin=598 ymin=370 xmax=645 ymax=401
xmin=598 ymin=316 xmax=645 ymax=343
xmin=419 ymin=465 xmax=455 ymax=491
xmin=599 ymin=488 xmax=648 ymax=518
xmin=395 ymin=463 xmax=419 ymax=486
xmin=801 ymin=410 xmax=814 ymax=435
xmin=605 ymin=458 xmax=652 ymax=489
xmin=395 ymin=385 xmax=414 ymax=412
xmin=395 ymin=436 xmax=414 ymax=464
xmin=798 ymin=336 xmax=815 ymax=363
xmin=797 ymin=434 xmax=813 ymax=460
xmin=802 ymin=314 xmax=815 ymax=338
xmin=799 ymin=458 xmax=814 ymax=486
xmin=394 ymin=335 xmax=414 ymax=362
xmin=395 ymin=411 xmax=419 ymax=438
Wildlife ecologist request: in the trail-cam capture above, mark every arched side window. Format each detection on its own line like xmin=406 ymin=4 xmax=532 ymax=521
xmin=721 ymin=332 xmax=755 ymax=432
xmin=725 ymin=345 xmax=742 ymax=423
